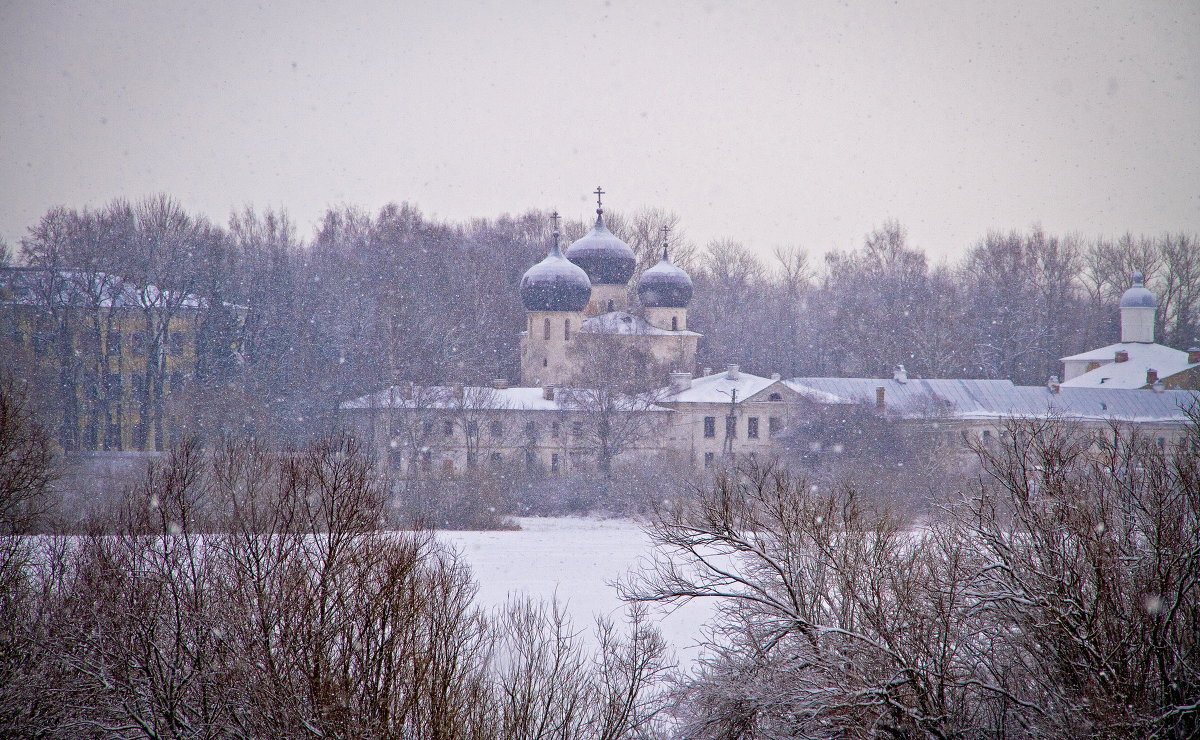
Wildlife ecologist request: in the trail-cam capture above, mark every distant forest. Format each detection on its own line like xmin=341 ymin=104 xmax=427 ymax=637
xmin=4 ymin=195 xmax=1198 ymax=443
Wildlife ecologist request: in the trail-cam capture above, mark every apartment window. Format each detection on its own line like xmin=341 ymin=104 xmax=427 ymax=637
xmin=442 ymin=420 xmax=454 ymax=436
xmin=747 ymin=417 xmax=759 ymax=439
xmin=442 ymin=459 xmax=455 ymax=475
xmin=490 ymin=420 xmax=504 ymax=438
xmin=543 ymin=318 xmax=551 ymax=340
xmin=422 ymin=420 xmax=434 ymax=437
xmin=703 ymin=416 xmax=716 ymax=438
xmin=572 ymin=421 xmax=584 ymax=438
xmin=671 ymin=316 xmax=678 ymax=331
xmin=552 ymin=421 xmax=561 ymax=438
xmin=768 ymin=416 xmax=782 ymax=436
xmin=551 ymin=453 xmax=560 ymax=473
xmin=704 ymin=452 xmax=714 ymax=468
xmin=107 ymin=330 xmax=122 ymax=355
xmin=525 ymin=449 xmax=536 ymax=470
xmin=421 ymin=450 xmax=433 ymax=472
xmin=725 ymin=415 xmax=737 ymax=438
xmin=489 ymin=452 xmax=503 ymax=467
xmin=466 ymin=420 xmax=479 ymax=437
xmin=564 ymin=319 xmax=571 ymax=341
xmin=524 ymin=420 xmax=537 ymax=440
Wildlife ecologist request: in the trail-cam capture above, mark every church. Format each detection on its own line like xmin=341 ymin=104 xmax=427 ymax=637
xmin=340 ymin=191 xmax=1200 ymax=476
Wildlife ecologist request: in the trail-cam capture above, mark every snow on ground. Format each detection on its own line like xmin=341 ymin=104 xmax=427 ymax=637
xmin=439 ymin=516 xmax=713 ymax=668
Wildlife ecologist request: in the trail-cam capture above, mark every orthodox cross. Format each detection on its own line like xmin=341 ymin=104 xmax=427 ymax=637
xmin=550 ymin=210 xmax=561 ymax=231
xmin=593 ymin=186 xmax=605 ymax=212
xmin=661 ymin=225 xmax=671 ymax=260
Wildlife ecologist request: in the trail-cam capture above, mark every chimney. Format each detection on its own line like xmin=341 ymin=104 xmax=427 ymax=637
xmin=1189 ymin=347 xmax=1200 ymax=364
xmin=894 ymin=364 xmax=908 ymax=383
xmin=669 ymin=372 xmax=693 ymax=392
xmin=1048 ymin=375 xmax=1060 ymax=394
xmin=726 ymin=364 xmax=740 ymax=380
xmin=452 ymin=384 xmax=464 ymax=400
xmin=875 ymin=386 xmax=886 ymax=410
xmin=543 ymin=385 xmax=555 ymax=401
xmin=1115 ymin=350 xmax=1129 ymax=363
xmin=491 ymin=378 xmax=509 ymax=389
xmin=1146 ymin=368 xmax=1158 ymax=386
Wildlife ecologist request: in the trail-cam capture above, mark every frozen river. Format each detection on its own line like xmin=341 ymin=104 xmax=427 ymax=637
xmin=439 ymin=516 xmax=713 ymax=668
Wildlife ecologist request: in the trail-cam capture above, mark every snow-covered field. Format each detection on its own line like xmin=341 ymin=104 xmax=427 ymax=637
xmin=439 ymin=517 xmax=713 ymax=667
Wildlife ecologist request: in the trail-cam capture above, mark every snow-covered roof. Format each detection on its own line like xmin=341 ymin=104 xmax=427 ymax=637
xmin=0 ymin=267 xmax=237 ymax=311
xmin=580 ymin=311 xmax=701 ymax=337
xmin=785 ymin=376 xmax=1199 ymax=424
xmin=340 ymin=385 xmax=671 ymax=413
xmin=658 ymin=369 xmax=783 ymax=404
xmin=1059 ymin=342 xmax=1196 ymax=389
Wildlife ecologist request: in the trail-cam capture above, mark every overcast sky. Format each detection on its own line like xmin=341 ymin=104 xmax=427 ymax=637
xmin=2 ymin=0 xmax=1197 ymax=260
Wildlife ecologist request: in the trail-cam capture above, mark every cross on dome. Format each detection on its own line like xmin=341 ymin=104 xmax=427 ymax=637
xmin=593 ymin=186 xmax=605 ymax=215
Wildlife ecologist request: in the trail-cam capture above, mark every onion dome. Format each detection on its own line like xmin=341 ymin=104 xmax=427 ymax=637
xmin=1120 ymin=271 xmax=1156 ymax=308
xmin=520 ymin=213 xmax=591 ymax=312
xmin=637 ymin=236 xmax=693 ymax=308
xmin=565 ymin=187 xmax=636 ymax=285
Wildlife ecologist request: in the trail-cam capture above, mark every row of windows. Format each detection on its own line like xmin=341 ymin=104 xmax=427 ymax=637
xmin=540 ymin=318 xmax=573 ymax=341
xmin=703 ymin=415 xmax=782 ymax=439
xmin=389 ymin=448 xmax=586 ymax=475
xmin=13 ymin=327 xmax=191 ymax=356
xmin=394 ymin=418 xmax=587 ymax=441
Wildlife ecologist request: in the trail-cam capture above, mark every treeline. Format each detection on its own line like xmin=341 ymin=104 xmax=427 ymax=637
xmin=5 ymin=195 xmax=1199 ymax=445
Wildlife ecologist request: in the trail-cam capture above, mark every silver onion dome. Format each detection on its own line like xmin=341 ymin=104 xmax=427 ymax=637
xmin=520 ymin=214 xmax=591 ymax=312
xmin=1119 ymin=271 xmax=1156 ymax=308
xmin=565 ymin=187 xmax=637 ymax=285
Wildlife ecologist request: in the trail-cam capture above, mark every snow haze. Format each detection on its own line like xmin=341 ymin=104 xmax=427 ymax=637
xmin=1 ymin=0 xmax=1197 ymax=258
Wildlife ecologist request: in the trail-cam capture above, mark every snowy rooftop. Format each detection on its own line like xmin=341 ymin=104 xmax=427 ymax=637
xmin=1059 ymin=342 xmax=1196 ymax=389
xmin=340 ymin=385 xmax=672 ymax=413
xmin=0 ymin=267 xmax=241 ymax=311
xmin=658 ymin=369 xmax=784 ymax=404
xmin=580 ymin=311 xmax=701 ymax=337
xmin=786 ymin=376 xmax=1199 ymax=424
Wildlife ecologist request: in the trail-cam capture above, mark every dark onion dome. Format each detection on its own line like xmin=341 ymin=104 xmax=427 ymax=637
xmin=637 ymin=247 xmax=693 ymax=308
xmin=520 ymin=233 xmax=591 ymax=312
xmin=1119 ymin=271 xmax=1156 ymax=308
xmin=565 ymin=213 xmax=637 ymax=285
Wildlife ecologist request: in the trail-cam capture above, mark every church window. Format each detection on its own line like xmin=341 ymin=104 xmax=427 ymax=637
xmin=551 ymin=453 xmax=560 ymax=473
xmin=747 ymin=417 xmax=759 ymax=438
xmin=704 ymin=452 xmax=714 ymax=468
xmin=768 ymin=393 xmax=782 ymax=401
xmin=544 ymin=318 xmax=551 ymax=340
xmin=725 ymin=416 xmax=737 ymax=438
xmin=564 ymin=319 xmax=571 ymax=341
xmin=768 ymin=416 xmax=782 ymax=436
xmin=543 ymin=358 xmax=548 ymax=367
xmin=490 ymin=420 xmax=504 ymax=437
xmin=442 ymin=420 xmax=454 ymax=437
xmin=703 ymin=417 xmax=716 ymax=438
xmin=607 ymin=299 xmax=614 ymax=312
xmin=671 ymin=316 xmax=678 ymax=331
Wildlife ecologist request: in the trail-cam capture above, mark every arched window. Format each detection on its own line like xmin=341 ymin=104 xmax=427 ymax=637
xmin=543 ymin=318 xmax=551 ymax=340
xmin=671 ymin=316 xmax=678 ymax=331
xmin=564 ymin=319 xmax=571 ymax=340
xmin=607 ymin=299 xmax=614 ymax=312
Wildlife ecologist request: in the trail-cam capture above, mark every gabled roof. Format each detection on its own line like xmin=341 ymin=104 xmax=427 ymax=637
xmin=659 ymin=370 xmax=786 ymax=404
xmin=1059 ymin=342 xmax=1197 ymax=389
xmin=580 ymin=311 xmax=700 ymax=337
xmin=785 ymin=376 xmax=1199 ymax=424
